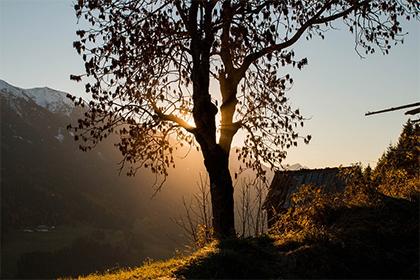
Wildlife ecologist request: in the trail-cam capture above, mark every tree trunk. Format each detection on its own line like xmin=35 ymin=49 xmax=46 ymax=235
xmin=202 ymin=145 xmax=236 ymax=239
xmin=188 ymin=2 xmax=236 ymax=239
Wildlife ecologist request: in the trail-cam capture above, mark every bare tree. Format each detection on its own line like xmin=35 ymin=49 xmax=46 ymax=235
xmin=237 ymin=178 xmax=268 ymax=237
xmin=173 ymin=174 xmax=212 ymax=247
xmin=70 ymin=0 xmax=418 ymax=238
xmin=176 ymin=174 xmax=267 ymax=246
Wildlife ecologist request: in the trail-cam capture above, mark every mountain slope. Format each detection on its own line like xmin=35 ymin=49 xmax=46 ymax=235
xmin=0 ymin=79 xmax=73 ymax=115
xmin=0 ymin=80 xmax=197 ymax=278
xmin=1 ymin=80 xmax=133 ymax=229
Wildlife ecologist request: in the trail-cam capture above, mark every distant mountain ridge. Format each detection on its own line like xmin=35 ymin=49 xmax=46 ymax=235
xmin=283 ymin=163 xmax=307 ymax=170
xmin=0 ymin=79 xmax=74 ymax=116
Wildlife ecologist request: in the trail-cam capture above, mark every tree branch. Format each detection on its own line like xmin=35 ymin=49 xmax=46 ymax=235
xmin=175 ymin=1 xmax=190 ymax=34
xmin=220 ymin=0 xmax=234 ymax=73
xmin=238 ymin=0 xmax=368 ymax=76
xmin=314 ymin=1 xmax=369 ymax=25
xmin=150 ymin=101 xmax=195 ymax=132
xmin=157 ymin=111 xmax=196 ymax=132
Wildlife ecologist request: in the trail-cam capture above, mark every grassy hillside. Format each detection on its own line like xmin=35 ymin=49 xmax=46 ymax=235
xmin=78 ymin=121 xmax=419 ymax=279
xmin=78 ymin=189 xmax=418 ymax=279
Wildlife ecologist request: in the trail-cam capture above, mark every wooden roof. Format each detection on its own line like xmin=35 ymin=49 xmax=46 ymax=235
xmin=264 ymin=167 xmax=348 ymax=210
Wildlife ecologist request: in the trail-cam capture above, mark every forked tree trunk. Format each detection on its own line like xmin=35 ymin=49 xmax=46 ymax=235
xmin=188 ymin=3 xmax=236 ymax=239
xmin=202 ymin=145 xmax=235 ymax=239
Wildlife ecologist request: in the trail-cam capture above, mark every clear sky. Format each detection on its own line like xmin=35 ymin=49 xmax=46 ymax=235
xmin=1 ymin=0 xmax=419 ymax=168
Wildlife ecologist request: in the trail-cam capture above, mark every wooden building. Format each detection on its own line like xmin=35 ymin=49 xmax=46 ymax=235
xmin=264 ymin=167 xmax=348 ymax=228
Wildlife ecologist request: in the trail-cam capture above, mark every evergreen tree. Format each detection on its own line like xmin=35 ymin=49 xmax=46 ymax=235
xmin=373 ymin=120 xmax=420 ymax=199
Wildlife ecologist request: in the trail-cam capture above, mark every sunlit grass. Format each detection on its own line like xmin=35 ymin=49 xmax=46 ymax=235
xmin=77 ymin=185 xmax=419 ymax=279
xmin=77 ymin=242 xmax=219 ymax=280
xmin=77 ymin=259 xmax=184 ymax=280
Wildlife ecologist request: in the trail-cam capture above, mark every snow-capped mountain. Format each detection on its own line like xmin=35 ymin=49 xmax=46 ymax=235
xmin=0 ymin=79 xmax=78 ymax=146
xmin=0 ymin=79 xmax=74 ymax=116
xmin=283 ymin=163 xmax=307 ymax=170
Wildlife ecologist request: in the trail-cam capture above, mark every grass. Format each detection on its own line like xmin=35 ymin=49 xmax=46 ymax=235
xmin=77 ymin=258 xmax=186 ymax=280
xmin=77 ymin=237 xmax=284 ymax=280
xmin=76 ymin=245 xmax=215 ymax=280
xmin=78 ymin=189 xmax=419 ymax=280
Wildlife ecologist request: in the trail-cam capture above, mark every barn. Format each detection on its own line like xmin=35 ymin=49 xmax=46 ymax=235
xmin=264 ymin=167 xmax=349 ymax=228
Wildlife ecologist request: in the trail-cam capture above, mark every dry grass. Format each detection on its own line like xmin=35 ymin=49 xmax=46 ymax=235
xmin=77 ymin=242 xmax=219 ymax=280
xmin=77 ymin=184 xmax=419 ymax=279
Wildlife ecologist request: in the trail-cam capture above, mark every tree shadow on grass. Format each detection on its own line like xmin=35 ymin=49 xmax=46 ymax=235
xmin=175 ymin=236 xmax=284 ymax=279
xmin=174 ymin=195 xmax=419 ymax=279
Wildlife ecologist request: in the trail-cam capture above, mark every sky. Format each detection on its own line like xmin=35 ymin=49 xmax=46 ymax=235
xmin=1 ymin=0 xmax=419 ymax=169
